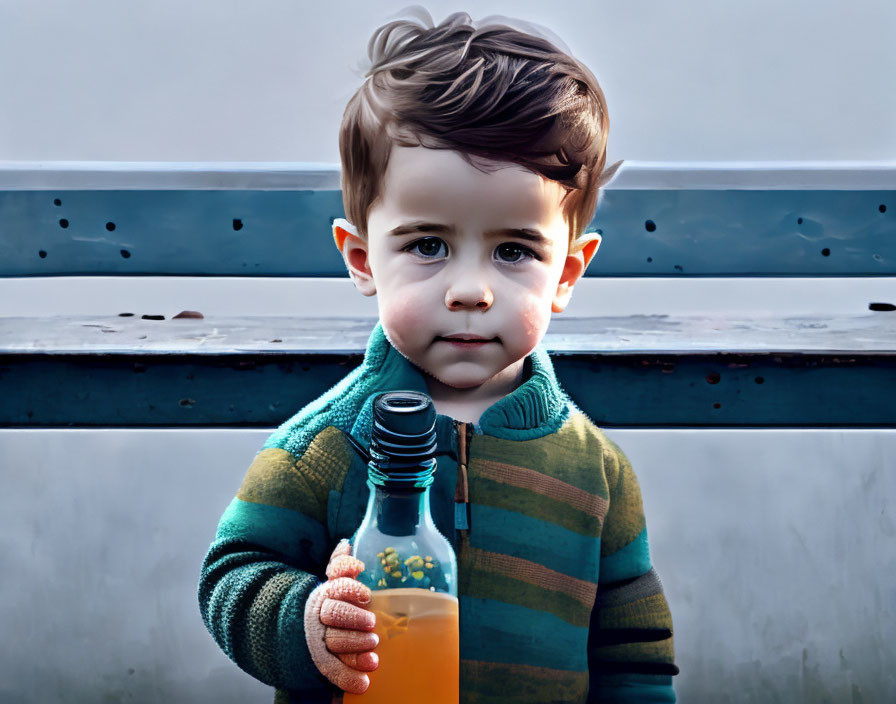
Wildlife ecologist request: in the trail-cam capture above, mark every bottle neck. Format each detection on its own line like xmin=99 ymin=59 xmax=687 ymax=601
xmin=365 ymin=480 xmax=433 ymax=537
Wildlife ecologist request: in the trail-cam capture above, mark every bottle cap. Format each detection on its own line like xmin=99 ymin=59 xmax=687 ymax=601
xmin=369 ymin=391 xmax=437 ymax=488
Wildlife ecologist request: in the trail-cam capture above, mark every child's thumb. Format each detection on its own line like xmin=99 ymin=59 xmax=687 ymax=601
xmin=327 ymin=553 xmax=365 ymax=581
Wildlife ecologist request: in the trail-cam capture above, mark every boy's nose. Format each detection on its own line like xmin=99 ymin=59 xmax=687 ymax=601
xmin=445 ymin=281 xmax=494 ymax=311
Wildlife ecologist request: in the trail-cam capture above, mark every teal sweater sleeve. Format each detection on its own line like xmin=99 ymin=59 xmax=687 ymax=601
xmin=198 ymin=425 xmax=357 ymax=701
xmin=198 ymin=533 xmax=329 ymax=698
xmin=588 ymin=441 xmax=678 ymax=703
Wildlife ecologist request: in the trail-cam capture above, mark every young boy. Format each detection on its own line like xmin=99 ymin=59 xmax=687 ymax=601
xmin=199 ymin=9 xmax=678 ymax=703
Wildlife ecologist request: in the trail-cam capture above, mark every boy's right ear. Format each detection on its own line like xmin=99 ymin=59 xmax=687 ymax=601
xmin=332 ymin=217 xmax=359 ymax=251
xmin=332 ymin=218 xmax=376 ymax=296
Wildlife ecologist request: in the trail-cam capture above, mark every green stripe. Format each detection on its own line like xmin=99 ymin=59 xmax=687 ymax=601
xmin=472 ymin=425 xmax=610 ymax=498
xmin=241 ymin=428 xmax=353 ymax=525
xmin=470 ymin=476 xmax=602 ymax=537
xmin=598 ymin=593 xmax=674 ymax=632
xmin=600 ymin=446 xmax=647 ymax=555
xmin=217 ymin=497 xmax=328 ymax=567
xmin=460 ymin=660 xmax=589 ymax=703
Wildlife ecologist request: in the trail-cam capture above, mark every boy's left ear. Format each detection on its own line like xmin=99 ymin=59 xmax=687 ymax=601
xmin=551 ymin=232 xmax=601 ymax=314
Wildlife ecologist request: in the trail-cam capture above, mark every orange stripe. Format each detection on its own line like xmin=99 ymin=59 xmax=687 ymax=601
xmin=475 ymin=459 xmax=609 ymax=521
xmin=465 ymin=545 xmax=597 ymax=607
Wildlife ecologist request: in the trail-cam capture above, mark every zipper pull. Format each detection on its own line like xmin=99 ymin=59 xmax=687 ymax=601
xmin=454 ymin=420 xmax=471 ymax=531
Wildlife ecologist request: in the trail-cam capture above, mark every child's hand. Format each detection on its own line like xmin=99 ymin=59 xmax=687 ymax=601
xmin=304 ymin=538 xmax=379 ymax=694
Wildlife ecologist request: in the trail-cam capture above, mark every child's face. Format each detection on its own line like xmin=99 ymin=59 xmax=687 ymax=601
xmin=337 ymin=145 xmax=597 ymax=391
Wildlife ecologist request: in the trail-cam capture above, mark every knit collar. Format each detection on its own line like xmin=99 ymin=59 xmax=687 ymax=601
xmin=348 ymin=320 xmax=569 ymax=444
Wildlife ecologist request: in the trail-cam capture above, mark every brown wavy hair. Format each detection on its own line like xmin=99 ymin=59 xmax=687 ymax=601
xmin=338 ymin=6 xmax=621 ymax=250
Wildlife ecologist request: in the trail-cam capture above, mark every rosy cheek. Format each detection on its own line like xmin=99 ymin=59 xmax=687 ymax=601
xmin=524 ymin=316 xmax=544 ymax=346
xmin=379 ymin=296 xmax=430 ymax=345
xmin=520 ymin=296 xmax=550 ymax=338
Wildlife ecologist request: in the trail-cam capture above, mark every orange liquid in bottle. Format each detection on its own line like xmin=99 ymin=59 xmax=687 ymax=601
xmin=343 ymin=588 xmax=459 ymax=704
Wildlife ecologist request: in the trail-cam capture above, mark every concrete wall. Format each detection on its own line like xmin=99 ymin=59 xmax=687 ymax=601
xmin=2 ymin=427 xmax=894 ymax=702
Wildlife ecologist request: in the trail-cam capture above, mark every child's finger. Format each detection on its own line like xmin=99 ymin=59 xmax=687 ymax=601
xmin=328 ymin=662 xmax=371 ymax=695
xmin=337 ymin=651 xmax=379 ymax=673
xmin=320 ymin=597 xmax=376 ymax=631
xmin=324 ymin=577 xmax=372 ymax=607
xmin=326 ymin=554 xmax=365 ymax=581
xmin=324 ymin=625 xmax=379 ymax=653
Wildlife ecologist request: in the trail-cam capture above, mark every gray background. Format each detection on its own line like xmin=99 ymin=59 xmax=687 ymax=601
xmin=1 ymin=0 xmax=894 ymax=163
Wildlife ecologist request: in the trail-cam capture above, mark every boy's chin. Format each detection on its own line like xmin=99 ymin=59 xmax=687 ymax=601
xmin=419 ymin=365 xmax=491 ymax=391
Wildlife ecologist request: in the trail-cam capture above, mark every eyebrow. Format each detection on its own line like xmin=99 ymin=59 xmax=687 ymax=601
xmin=387 ymin=221 xmax=552 ymax=248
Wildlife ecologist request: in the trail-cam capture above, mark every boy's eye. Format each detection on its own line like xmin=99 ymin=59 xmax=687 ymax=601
xmin=403 ymin=237 xmax=538 ymax=263
xmin=495 ymin=243 xmax=537 ymax=263
xmin=404 ymin=237 xmax=446 ymax=258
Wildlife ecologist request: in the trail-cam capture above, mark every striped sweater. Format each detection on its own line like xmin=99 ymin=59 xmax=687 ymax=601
xmin=198 ymin=320 xmax=678 ymax=703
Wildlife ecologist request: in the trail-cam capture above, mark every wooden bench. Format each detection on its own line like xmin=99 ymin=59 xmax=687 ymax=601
xmin=1 ymin=161 xmax=894 ymax=702
xmin=1 ymin=162 xmax=894 ymax=426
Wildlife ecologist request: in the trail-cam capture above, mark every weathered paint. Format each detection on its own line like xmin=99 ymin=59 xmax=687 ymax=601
xmin=0 ymin=188 xmax=892 ymax=276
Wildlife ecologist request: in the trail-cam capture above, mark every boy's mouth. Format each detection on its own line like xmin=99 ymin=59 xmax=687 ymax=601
xmin=436 ymin=335 xmax=497 ymax=344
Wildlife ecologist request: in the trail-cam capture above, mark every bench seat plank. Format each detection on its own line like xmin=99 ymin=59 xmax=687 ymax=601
xmin=1 ymin=313 xmax=894 ymax=355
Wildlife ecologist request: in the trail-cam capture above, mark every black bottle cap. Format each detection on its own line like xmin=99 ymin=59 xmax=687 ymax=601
xmin=369 ymin=391 xmax=437 ymax=487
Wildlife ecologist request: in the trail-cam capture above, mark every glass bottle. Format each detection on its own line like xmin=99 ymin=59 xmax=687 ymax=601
xmin=343 ymin=391 xmax=459 ymax=703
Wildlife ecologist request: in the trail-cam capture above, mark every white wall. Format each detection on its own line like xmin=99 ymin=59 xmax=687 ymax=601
xmin=1 ymin=0 xmax=894 ymax=163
